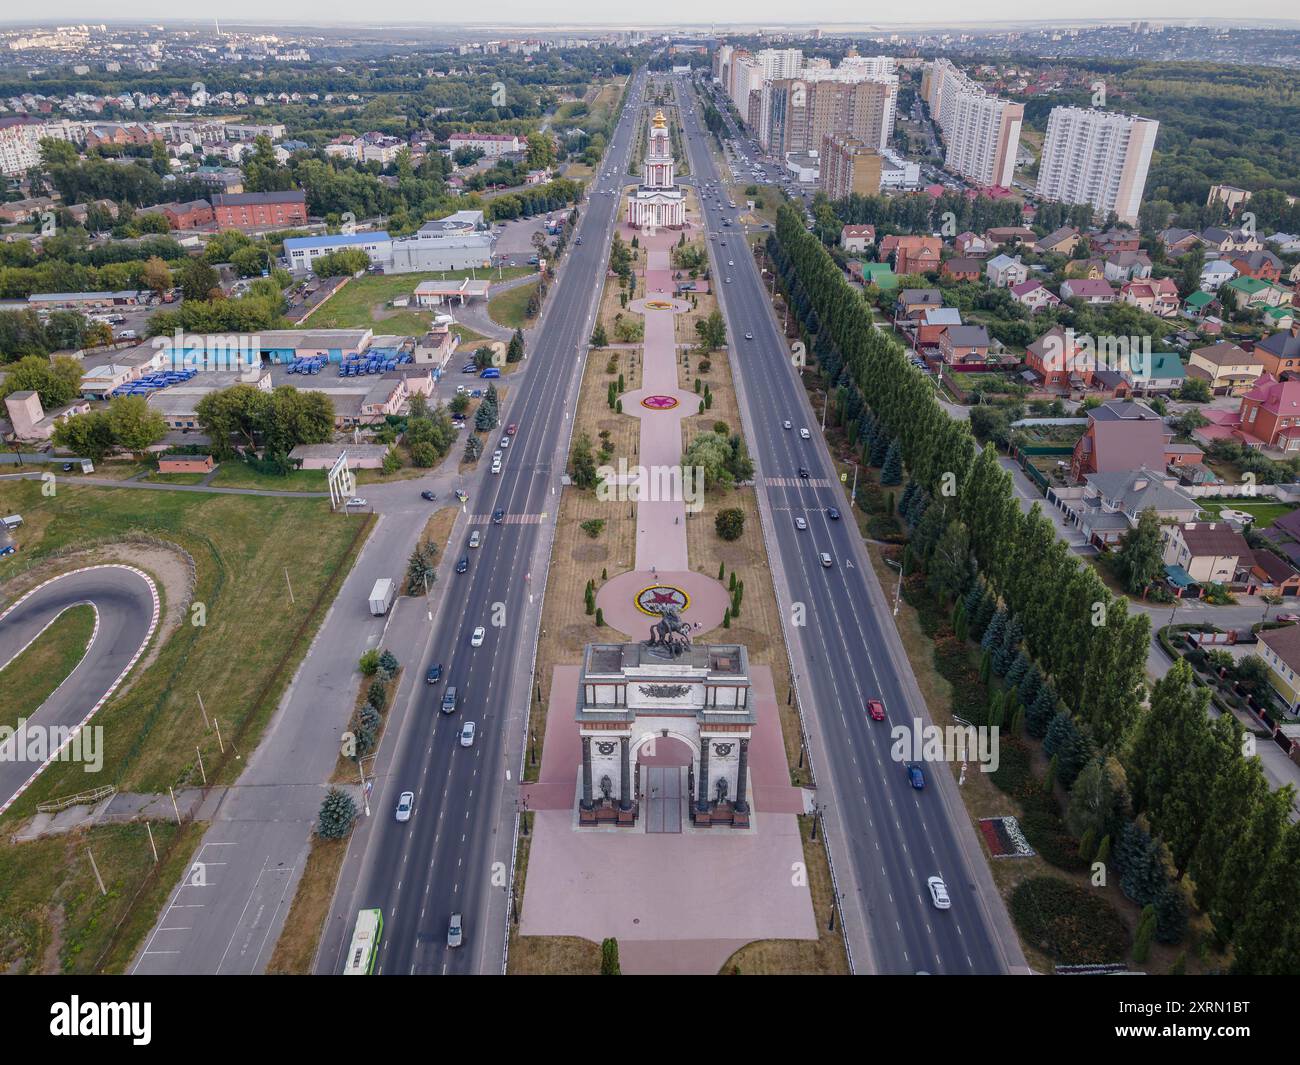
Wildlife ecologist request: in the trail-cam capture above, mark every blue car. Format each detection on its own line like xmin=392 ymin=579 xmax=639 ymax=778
xmin=426 ymin=663 xmax=443 ymax=684
xmin=906 ymin=762 xmax=926 ymax=790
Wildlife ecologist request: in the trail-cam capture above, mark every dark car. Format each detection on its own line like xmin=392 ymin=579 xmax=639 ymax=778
xmin=492 ymin=508 xmax=504 ymax=524
xmin=798 ymin=467 xmax=810 ymax=479
xmin=906 ymin=762 xmax=926 ymax=790
xmin=421 ymin=490 xmax=436 ymax=501
xmin=426 ymin=663 xmax=443 ymax=684
xmin=456 ymin=556 xmax=469 ymax=574
xmin=827 ymin=507 xmax=840 ymax=520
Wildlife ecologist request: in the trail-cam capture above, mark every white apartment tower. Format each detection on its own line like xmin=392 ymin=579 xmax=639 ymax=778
xmin=1035 ymin=107 xmax=1159 ymax=226
xmin=922 ymin=59 xmax=1021 ymax=188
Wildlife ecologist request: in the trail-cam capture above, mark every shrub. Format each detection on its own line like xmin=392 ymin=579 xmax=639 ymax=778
xmin=716 ymin=507 xmax=745 ymax=541
xmin=358 ymin=649 xmax=380 ymax=675
xmin=581 ymin=519 xmax=606 ymax=538
xmin=317 ymin=788 xmax=359 ymax=839
xmin=367 ymin=679 xmax=387 ymax=711
xmin=1009 ymin=877 xmax=1130 ymax=965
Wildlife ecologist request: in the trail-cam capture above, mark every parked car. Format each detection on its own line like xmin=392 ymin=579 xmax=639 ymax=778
xmin=395 ymin=791 xmax=414 ymax=822
xmin=346 ymin=497 xmax=367 ymax=508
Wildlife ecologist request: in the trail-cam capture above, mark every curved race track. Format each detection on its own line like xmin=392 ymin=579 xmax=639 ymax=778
xmin=0 ymin=565 xmax=159 ymax=816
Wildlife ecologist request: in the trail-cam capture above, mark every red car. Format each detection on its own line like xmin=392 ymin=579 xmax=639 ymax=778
xmin=867 ymin=699 xmax=886 ymax=721
xmin=505 ymin=423 xmax=518 ymax=435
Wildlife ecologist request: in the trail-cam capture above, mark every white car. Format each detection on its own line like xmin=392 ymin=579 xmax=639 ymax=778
xmin=460 ymin=721 xmax=477 ymax=747
xmin=783 ymin=420 xmax=792 ymax=430
xmin=794 ymin=516 xmax=808 ymax=531
xmin=799 ymin=428 xmax=811 ymax=440
xmin=500 ymin=436 xmax=510 ymax=449
xmin=469 ymin=530 xmax=481 ymax=549
xmin=927 ymin=876 xmax=951 ymax=910
xmin=346 ymin=497 xmax=368 ymax=508
xmin=471 ymin=625 xmax=486 ymax=647
xmin=727 ymin=260 xmax=734 ymax=266
xmin=395 ymin=790 xmax=414 ymax=822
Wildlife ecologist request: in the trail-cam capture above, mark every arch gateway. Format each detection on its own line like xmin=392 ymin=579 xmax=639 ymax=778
xmin=576 ymin=634 xmax=754 ymax=830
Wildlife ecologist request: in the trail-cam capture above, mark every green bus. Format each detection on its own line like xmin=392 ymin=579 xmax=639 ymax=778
xmin=343 ymin=908 xmax=383 ymax=975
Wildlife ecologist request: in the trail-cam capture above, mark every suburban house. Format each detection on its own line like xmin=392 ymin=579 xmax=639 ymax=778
xmin=1200 ymin=226 xmax=1262 ymax=255
xmin=840 ymin=224 xmax=876 ymax=253
xmin=1245 ymin=550 xmax=1300 ymax=597
xmin=1199 ymin=260 xmax=1238 ymax=291
xmin=1026 ymin=326 xmax=1088 ymax=391
xmin=953 ymin=232 xmax=991 ymax=258
xmin=1255 ymin=625 xmax=1300 ymax=714
xmin=1065 ymin=259 xmax=1107 ymax=281
xmin=1053 ymin=466 xmax=1200 ymax=548
xmin=937 ymin=324 xmax=992 ymax=366
xmin=1195 ymin=374 xmax=1300 ymax=453
xmin=142 ymin=199 xmax=214 ymax=230
xmin=894 ymin=288 xmax=945 ymax=324
xmin=940 ymin=257 xmax=983 ymax=282
xmin=1121 ymin=277 xmax=1180 ymax=317
xmin=916 ymin=307 xmax=964 ymax=348
xmin=1034 ymin=226 xmax=1081 ymax=256
xmin=880 ymin=235 xmax=941 ymax=275
xmin=1184 ymin=290 xmax=1216 ymax=317
xmin=1125 ymin=351 xmax=1188 ymax=395
xmin=1231 ymin=249 xmax=1284 ymax=282
xmin=1162 ymin=522 xmax=1250 ymax=589
xmin=1060 ymin=278 xmax=1117 ymax=304
xmin=985 ymin=253 xmax=1028 ymax=288
xmin=1253 ymin=327 xmax=1300 ymax=379
xmin=1225 ymin=276 xmax=1293 ymax=309
xmin=984 ymin=226 xmax=1037 ymax=248
xmin=1103 ymin=251 xmax=1153 ymax=283
xmin=1009 ymin=279 xmax=1061 ymax=313
xmin=1159 ymin=228 xmax=1202 ymax=255
xmin=1186 ymin=342 xmax=1263 ymax=395
xmin=1264 ymin=307 xmax=1297 ymax=332
xmin=1069 ymin=399 xmax=1200 ymax=482
xmin=1089 ymin=229 xmax=1142 ymax=256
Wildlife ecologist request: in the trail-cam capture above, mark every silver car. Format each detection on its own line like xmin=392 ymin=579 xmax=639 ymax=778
xmin=395 ymin=790 xmax=414 ymax=822
xmin=447 ymin=912 xmax=463 ymax=948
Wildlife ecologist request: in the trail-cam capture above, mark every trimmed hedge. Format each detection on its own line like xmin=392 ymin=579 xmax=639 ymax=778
xmin=1010 ymin=876 xmax=1130 ymax=965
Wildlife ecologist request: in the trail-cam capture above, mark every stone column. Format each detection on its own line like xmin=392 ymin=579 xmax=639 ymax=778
xmin=580 ymin=736 xmax=594 ymax=811
xmin=619 ymin=736 xmax=631 ymax=810
xmin=696 ymin=740 xmax=711 ymax=814
xmin=734 ymin=738 xmax=750 ymax=814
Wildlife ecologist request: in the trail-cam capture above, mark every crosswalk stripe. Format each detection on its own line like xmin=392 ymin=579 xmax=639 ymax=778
xmin=764 ymin=477 xmax=833 ymax=488
xmin=468 ymin=513 xmax=545 ymax=524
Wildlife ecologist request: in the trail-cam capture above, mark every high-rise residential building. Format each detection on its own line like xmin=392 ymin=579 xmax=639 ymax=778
xmin=0 ymin=118 xmax=43 ymax=176
xmin=922 ymin=59 xmax=1021 ymax=188
xmin=754 ymin=47 xmax=803 ymax=80
xmin=1035 ymin=107 xmax=1159 ymax=226
xmin=821 ymin=133 xmax=882 ymax=199
xmin=762 ymin=71 xmax=897 ymax=156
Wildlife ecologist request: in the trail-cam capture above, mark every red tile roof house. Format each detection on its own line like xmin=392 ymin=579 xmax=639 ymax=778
xmin=1059 ymin=277 xmax=1118 ymax=304
xmin=1194 ymin=374 xmax=1300 ymax=455
xmin=1245 ymin=549 xmax=1300 ymax=597
xmin=1089 ymin=229 xmax=1142 ymax=256
xmin=880 ymin=235 xmax=941 ymax=275
xmin=840 ymin=224 xmax=876 ymax=253
xmin=1009 ymin=279 xmax=1061 ymax=313
xmin=1069 ymin=399 xmax=1201 ymax=482
xmin=1121 ymin=277 xmax=1180 ymax=317
xmin=938 ymin=324 xmax=992 ymax=366
xmin=940 ymin=257 xmax=983 ymax=282
xmin=211 ymin=191 xmax=308 ymax=230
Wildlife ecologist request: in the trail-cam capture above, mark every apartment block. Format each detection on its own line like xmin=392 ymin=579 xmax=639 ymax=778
xmin=922 ymin=59 xmax=1021 ymax=188
xmin=1035 ymin=107 xmax=1159 ymax=227
xmin=821 ymin=134 xmax=882 ymax=199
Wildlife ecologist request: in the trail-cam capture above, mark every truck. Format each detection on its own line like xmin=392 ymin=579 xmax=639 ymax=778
xmin=368 ymin=578 xmax=395 ymax=616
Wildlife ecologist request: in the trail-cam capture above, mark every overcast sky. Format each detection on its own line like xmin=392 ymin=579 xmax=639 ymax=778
xmin=6 ymin=4 xmax=1293 ymax=28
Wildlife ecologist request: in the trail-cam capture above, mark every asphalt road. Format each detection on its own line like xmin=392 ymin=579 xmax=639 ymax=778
xmin=0 ymin=565 xmax=157 ymax=816
xmin=315 ymin=73 xmax=649 ymax=975
xmin=676 ymin=77 xmax=1024 ymax=974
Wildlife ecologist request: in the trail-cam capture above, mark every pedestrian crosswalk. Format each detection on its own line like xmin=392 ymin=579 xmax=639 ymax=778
xmin=468 ymin=513 xmax=546 ymax=525
xmin=765 ymin=476 xmax=832 ymax=488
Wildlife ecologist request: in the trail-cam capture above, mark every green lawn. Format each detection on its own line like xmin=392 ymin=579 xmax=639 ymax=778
xmin=489 ymin=279 xmax=540 ymax=330
xmin=1205 ymin=500 xmax=1298 ymax=529
xmin=0 ymin=603 xmax=95 ymax=731
xmin=208 ymin=463 xmax=328 ymax=493
xmin=0 ymin=479 xmax=365 ymax=808
xmin=307 ymin=268 xmax=533 ymax=331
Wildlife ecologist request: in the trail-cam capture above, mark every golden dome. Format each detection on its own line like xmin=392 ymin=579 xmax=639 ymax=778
xmin=652 ymin=109 xmax=667 ymax=129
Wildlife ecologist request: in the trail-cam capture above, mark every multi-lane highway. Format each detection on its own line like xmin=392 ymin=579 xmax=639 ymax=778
xmin=674 ymin=76 xmax=1025 ymax=974
xmin=316 ymin=73 xmax=648 ymax=975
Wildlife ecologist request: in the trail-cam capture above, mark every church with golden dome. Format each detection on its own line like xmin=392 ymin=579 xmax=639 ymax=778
xmin=626 ymin=108 xmax=686 ymax=231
